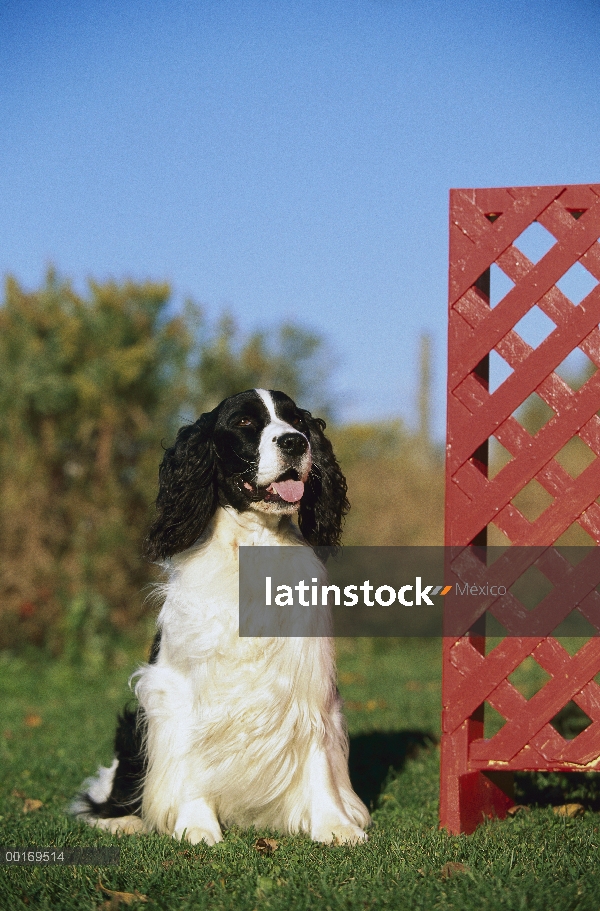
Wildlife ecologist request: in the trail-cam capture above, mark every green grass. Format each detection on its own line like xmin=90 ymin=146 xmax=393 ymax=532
xmin=1 ymin=640 xmax=600 ymax=910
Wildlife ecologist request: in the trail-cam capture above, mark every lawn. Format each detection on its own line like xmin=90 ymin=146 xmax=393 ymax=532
xmin=1 ymin=639 xmax=600 ymax=910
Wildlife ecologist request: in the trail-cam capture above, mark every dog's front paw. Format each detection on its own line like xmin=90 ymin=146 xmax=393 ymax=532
xmin=95 ymin=815 xmax=146 ymax=836
xmin=176 ymin=825 xmax=223 ymax=846
xmin=173 ymin=798 xmax=223 ymax=846
xmin=314 ymin=823 xmax=368 ymax=845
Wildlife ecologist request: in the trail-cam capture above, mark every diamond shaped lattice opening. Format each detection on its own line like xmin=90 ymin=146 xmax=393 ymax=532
xmin=489 ymin=436 xmax=513 ymax=479
xmin=509 ymin=562 xmax=554 ymax=611
xmin=490 ymin=262 xmax=516 ymax=308
xmin=513 ymin=306 xmax=556 ymax=349
xmin=553 ymin=436 xmax=597 ymax=479
xmin=487 ymin=545 xmax=512 ymax=565
xmin=559 ymin=546 xmax=596 ymax=566
xmin=488 ymin=522 xmax=512 ymax=547
xmin=484 ymin=621 xmax=514 ymax=653
xmin=513 ymin=393 xmax=555 ymax=436
xmin=512 ymin=221 xmax=557 ymax=264
xmin=549 ymin=701 xmax=592 ymax=740
xmin=490 ymin=349 xmax=514 ymax=393
xmin=511 ymin=479 xmax=554 ymax=524
xmin=556 ymin=349 xmax=598 ymax=391
xmin=507 ymin=656 xmax=552 ymax=699
xmin=556 ymin=262 xmax=599 ymax=305
xmin=554 ymin=523 xmax=597 ymax=547
xmin=552 ymin=609 xmax=600 ymax=645
xmin=483 ymin=701 xmax=507 ymax=738
xmin=485 ymin=615 xmax=512 ymax=641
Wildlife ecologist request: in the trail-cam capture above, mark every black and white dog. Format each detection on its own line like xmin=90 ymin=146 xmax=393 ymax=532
xmin=72 ymin=389 xmax=369 ymax=845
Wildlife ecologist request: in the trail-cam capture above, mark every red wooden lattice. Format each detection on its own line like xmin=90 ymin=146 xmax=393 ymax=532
xmin=441 ymin=184 xmax=600 ymax=834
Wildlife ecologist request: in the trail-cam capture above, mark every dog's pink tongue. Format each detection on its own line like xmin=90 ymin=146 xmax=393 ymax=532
xmin=270 ymin=479 xmax=305 ymax=502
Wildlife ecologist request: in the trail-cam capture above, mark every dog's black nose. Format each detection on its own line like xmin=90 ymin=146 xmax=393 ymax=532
xmin=277 ymin=433 xmax=308 ymax=457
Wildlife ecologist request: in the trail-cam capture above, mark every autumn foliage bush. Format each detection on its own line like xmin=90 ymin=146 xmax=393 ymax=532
xmin=0 ymin=272 xmax=347 ymax=658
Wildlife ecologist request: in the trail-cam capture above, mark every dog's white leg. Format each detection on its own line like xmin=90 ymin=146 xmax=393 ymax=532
xmin=138 ymin=665 xmax=221 ymax=841
xmin=307 ymin=744 xmax=367 ymax=845
xmin=173 ymin=797 xmax=223 ymax=846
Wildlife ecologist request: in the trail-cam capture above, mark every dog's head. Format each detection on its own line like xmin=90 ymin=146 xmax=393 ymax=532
xmin=144 ymin=389 xmax=349 ymax=561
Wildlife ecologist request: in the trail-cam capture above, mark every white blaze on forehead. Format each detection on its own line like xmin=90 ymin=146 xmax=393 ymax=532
xmin=254 ymin=388 xmax=310 ymax=485
xmin=255 ymin=389 xmax=293 ymax=430
xmin=255 ymin=388 xmax=275 ymax=419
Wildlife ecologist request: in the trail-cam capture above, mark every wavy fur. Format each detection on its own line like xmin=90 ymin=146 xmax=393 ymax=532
xmin=72 ymin=389 xmax=369 ymax=845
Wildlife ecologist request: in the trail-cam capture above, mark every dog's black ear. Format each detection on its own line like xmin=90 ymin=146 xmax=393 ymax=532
xmin=298 ymin=411 xmax=349 ymax=552
xmin=144 ymin=411 xmax=219 ymax=561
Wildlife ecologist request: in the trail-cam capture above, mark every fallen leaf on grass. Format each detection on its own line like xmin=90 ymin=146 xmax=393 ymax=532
xmin=553 ymin=803 xmax=584 ymax=818
xmin=24 ymin=714 xmax=42 ymax=728
xmin=97 ymin=880 xmax=147 ymax=907
xmin=441 ymin=862 xmax=469 ymax=879
xmin=22 ymin=799 xmax=43 ymax=813
xmin=507 ymin=805 xmax=531 ymax=817
xmin=254 ymin=837 xmax=278 ymax=854
xmin=12 ymin=789 xmax=26 ymax=798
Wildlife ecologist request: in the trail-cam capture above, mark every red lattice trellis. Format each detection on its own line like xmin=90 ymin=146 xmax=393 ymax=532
xmin=441 ymin=184 xmax=600 ymax=834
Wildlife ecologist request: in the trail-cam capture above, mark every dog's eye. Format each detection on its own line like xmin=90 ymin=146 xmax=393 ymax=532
xmin=291 ymin=416 xmax=303 ymax=428
xmin=236 ymin=417 xmax=255 ymax=428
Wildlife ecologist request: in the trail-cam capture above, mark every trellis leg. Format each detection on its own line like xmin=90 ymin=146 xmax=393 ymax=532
xmin=441 ymin=271 xmax=514 ymax=831
xmin=440 ymin=704 xmax=514 ymax=834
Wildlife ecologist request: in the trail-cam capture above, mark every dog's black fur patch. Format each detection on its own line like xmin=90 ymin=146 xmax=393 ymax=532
xmin=75 ymin=632 xmax=161 ymax=819
xmin=82 ymin=705 xmax=146 ymax=818
xmin=144 ymin=390 xmax=348 ymax=561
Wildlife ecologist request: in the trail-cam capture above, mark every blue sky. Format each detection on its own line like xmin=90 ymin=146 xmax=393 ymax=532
xmin=1 ymin=0 xmax=599 ymax=433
